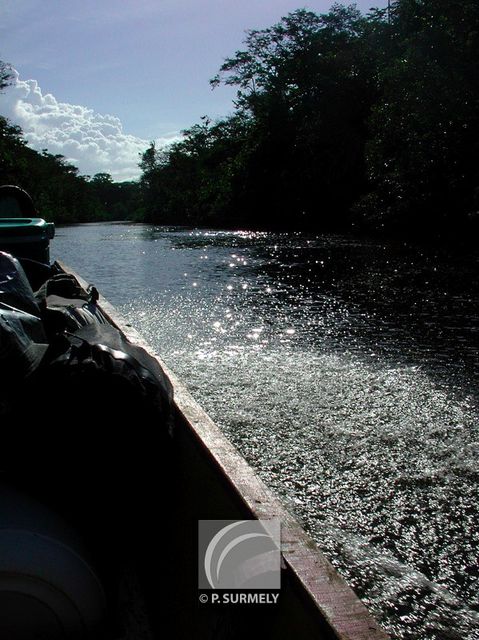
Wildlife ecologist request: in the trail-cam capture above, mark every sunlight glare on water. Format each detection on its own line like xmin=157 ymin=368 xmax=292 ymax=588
xmin=54 ymin=223 xmax=479 ymax=640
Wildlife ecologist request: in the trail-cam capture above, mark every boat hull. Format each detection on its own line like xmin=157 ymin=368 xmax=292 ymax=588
xmin=70 ymin=266 xmax=388 ymax=640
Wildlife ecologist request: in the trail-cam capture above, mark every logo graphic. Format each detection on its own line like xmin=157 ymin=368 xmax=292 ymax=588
xmin=198 ymin=520 xmax=281 ymax=590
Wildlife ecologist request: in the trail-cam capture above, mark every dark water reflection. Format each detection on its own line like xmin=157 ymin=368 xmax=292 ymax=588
xmin=261 ymin=235 xmax=478 ymax=393
xmin=54 ymin=224 xmax=479 ymax=640
xmin=169 ymin=229 xmax=478 ymax=379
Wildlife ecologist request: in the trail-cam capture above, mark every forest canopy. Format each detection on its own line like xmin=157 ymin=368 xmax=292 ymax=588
xmin=0 ymin=115 xmax=140 ymax=223
xmin=138 ymin=0 xmax=479 ymax=238
xmin=0 ymin=59 xmax=139 ymax=223
xmin=1 ymin=0 xmax=478 ymax=239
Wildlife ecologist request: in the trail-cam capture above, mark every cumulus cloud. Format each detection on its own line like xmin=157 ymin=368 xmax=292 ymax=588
xmin=0 ymin=69 xmax=179 ymax=181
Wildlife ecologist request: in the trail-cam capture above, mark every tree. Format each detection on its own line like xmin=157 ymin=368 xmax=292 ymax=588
xmin=0 ymin=111 xmax=140 ymax=223
xmin=210 ymin=5 xmax=378 ymax=228
xmin=358 ymin=0 xmax=479 ymax=235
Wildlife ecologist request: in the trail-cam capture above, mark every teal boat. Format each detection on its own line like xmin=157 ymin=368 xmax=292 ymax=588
xmin=0 ymin=185 xmax=55 ymax=264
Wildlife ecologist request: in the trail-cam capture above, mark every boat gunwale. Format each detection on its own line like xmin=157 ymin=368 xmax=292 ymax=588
xmin=62 ymin=263 xmax=388 ymax=640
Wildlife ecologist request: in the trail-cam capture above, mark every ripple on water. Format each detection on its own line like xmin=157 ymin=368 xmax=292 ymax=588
xmin=121 ymin=290 xmax=479 ymax=640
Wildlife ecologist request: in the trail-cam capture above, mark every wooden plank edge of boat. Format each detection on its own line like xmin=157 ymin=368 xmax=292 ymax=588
xmin=66 ymin=263 xmax=389 ymax=640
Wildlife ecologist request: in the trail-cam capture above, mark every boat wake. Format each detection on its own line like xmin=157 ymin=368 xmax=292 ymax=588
xmin=120 ymin=287 xmax=479 ymax=640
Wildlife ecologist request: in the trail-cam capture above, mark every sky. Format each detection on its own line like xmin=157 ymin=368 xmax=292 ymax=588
xmin=0 ymin=0 xmax=387 ymax=181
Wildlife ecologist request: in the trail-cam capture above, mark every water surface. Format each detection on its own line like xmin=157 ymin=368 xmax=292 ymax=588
xmin=54 ymin=223 xmax=479 ymax=640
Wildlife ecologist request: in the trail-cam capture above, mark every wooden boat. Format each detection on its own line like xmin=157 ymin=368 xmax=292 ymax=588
xmin=0 ymin=190 xmax=388 ymax=638
xmin=59 ymin=266 xmax=389 ymax=640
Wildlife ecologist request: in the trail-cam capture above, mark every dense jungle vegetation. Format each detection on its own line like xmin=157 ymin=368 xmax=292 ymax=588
xmin=1 ymin=1 xmax=478 ymax=238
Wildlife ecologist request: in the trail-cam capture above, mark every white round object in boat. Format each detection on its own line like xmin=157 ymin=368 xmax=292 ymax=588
xmin=0 ymin=486 xmax=106 ymax=639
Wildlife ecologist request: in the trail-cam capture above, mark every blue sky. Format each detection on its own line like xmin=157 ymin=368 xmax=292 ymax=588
xmin=0 ymin=0 xmax=387 ymax=180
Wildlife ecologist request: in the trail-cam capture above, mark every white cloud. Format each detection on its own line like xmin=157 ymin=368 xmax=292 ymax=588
xmin=0 ymin=69 xmax=180 ymax=181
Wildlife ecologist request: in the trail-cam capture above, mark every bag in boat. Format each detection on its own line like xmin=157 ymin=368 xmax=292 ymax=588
xmin=34 ymin=268 xmax=108 ymax=336
xmin=13 ymin=321 xmax=176 ymax=472
xmin=33 ymin=268 xmax=175 ymax=436
xmin=45 ymin=322 xmax=174 ymax=437
xmin=0 ymin=252 xmax=49 ymax=390
xmin=2 ymin=262 xmax=175 ymax=468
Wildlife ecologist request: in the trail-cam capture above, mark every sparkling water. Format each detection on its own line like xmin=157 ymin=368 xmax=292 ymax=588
xmin=53 ymin=223 xmax=479 ymax=640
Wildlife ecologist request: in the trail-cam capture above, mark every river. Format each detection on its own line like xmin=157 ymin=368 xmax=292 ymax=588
xmin=53 ymin=223 xmax=478 ymax=640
